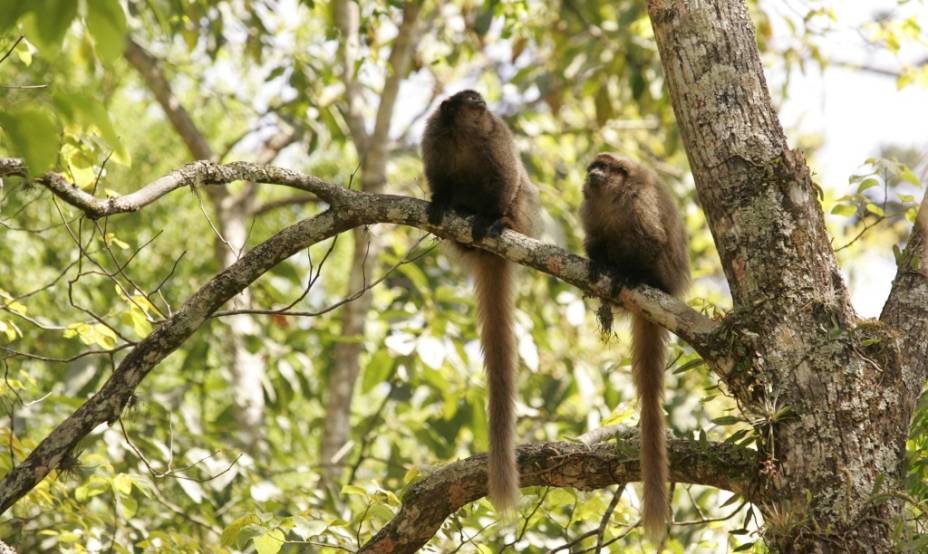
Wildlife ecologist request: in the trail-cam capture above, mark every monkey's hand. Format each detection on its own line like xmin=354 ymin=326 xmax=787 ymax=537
xmin=588 ymin=261 xmax=633 ymax=299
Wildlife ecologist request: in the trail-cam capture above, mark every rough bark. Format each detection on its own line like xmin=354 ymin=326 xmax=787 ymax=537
xmin=362 ymin=439 xmax=759 ymax=554
xmin=648 ymin=0 xmax=914 ymax=551
xmin=321 ymin=1 xmax=424 ymax=483
xmin=0 ymin=159 xmax=723 ymax=514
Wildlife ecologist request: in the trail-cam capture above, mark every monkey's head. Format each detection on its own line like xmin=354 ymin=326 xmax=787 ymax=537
xmin=584 ymin=153 xmax=639 ymax=197
xmin=438 ymin=89 xmax=494 ymax=131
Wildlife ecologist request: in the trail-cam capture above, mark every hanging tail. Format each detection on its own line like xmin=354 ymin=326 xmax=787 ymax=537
xmin=469 ymin=251 xmax=520 ymax=512
xmin=632 ymin=314 xmax=670 ymax=542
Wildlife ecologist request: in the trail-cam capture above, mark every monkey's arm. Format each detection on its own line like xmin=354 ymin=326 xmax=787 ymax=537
xmin=633 ymin=188 xmax=669 ymax=245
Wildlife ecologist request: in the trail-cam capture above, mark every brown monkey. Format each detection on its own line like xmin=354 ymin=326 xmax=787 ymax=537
xmin=421 ymin=90 xmax=539 ymax=512
xmin=580 ymin=153 xmax=689 ymax=541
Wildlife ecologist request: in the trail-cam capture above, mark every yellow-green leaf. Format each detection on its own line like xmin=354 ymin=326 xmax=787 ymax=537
xmin=0 ymin=108 xmax=59 ymax=175
xmin=15 ymin=39 xmax=32 ymax=65
xmin=112 ymin=473 xmax=132 ymax=495
xmin=341 ymin=484 xmax=367 ymax=497
xmin=221 ymin=514 xmax=261 ymax=546
xmin=84 ymin=0 xmax=127 ymax=63
xmin=830 ymin=204 xmax=857 ymax=217
xmin=253 ymin=529 xmax=285 ymax=554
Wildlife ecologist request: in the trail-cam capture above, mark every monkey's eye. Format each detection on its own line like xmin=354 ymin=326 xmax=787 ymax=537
xmin=588 ymin=161 xmax=607 ymax=172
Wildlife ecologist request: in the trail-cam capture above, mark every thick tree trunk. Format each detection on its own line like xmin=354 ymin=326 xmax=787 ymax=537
xmin=648 ymin=1 xmax=918 ymax=551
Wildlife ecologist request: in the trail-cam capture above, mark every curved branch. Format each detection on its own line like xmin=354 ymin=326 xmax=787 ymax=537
xmin=0 ymin=159 xmax=719 ymax=354
xmin=0 ymin=159 xmax=344 ymax=218
xmin=0 ymin=208 xmax=353 ymax=512
xmin=362 ymin=438 xmax=759 ymax=553
xmin=0 ymin=161 xmax=722 ymax=514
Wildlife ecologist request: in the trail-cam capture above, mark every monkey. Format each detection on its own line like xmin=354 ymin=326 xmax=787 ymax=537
xmin=579 ymin=153 xmax=689 ymax=542
xmin=421 ymin=90 xmax=540 ymax=512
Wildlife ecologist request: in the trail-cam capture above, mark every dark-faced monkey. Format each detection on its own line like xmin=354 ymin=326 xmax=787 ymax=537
xmin=580 ymin=153 xmax=689 ymax=541
xmin=421 ymin=90 xmax=540 ymax=512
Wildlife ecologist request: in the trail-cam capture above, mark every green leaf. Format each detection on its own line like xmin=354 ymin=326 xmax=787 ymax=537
xmin=30 ymin=0 xmax=79 ymax=50
xmin=253 ymin=529 xmax=284 ymax=554
xmin=127 ymin=307 xmax=153 ymax=338
xmin=724 ymin=428 xmax=751 ymax=444
xmin=673 ymin=358 xmax=705 ymax=374
xmin=58 ymin=531 xmax=81 ymax=543
xmin=341 ymin=484 xmax=367 ymax=497
xmin=0 ymin=1 xmax=28 ymax=33
xmin=856 ymin=177 xmax=880 ymax=193
xmin=120 ymin=494 xmax=138 ymax=518
xmin=222 ymin=514 xmax=261 ymax=547
xmin=112 ymin=473 xmax=133 ymax=495
xmin=899 ymin=165 xmax=921 ymax=186
xmin=361 ymin=349 xmax=393 ymax=394
xmin=711 ymin=415 xmax=742 ymax=425
xmin=53 ymin=92 xmax=129 ymax=164
xmin=84 ymin=0 xmax=127 ymax=63
xmin=0 ymin=108 xmax=59 ymax=175
xmin=865 ymin=203 xmax=884 ymax=217
xmin=830 ymin=204 xmax=857 ymax=217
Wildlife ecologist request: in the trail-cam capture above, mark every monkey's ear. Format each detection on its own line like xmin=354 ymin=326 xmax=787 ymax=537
xmin=440 ymin=100 xmax=450 ymax=112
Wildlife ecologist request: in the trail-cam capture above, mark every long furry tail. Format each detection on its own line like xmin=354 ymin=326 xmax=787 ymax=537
xmin=631 ymin=314 xmax=670 ymax=542
xmin=470 ymin=251 xmax=520 ymax=512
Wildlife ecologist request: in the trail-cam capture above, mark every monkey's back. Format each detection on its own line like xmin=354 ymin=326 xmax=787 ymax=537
xmin=422 ymin=111 xmax=537 ymax=237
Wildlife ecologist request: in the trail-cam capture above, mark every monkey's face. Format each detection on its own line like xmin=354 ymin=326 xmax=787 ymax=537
xmin=439 ymin=89 xmax=492 ymax=129
xmin=584 ymin=153 xmax=630 ymax=196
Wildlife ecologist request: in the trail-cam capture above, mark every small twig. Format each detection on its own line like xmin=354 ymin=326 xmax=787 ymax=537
xmin=596 ymin=485 xmax=626 ymax=552
xmin=0 ymin=344 xmax=131 ymax=364
xmin=504 ymin=488 xmax=551 ymax=550
xmin=0 ymin=36 xmax=24 ymax=66
xmin=211 ymin=234 xmax=436 ymax=319
xmin=150 ymin=250 xmax=187 ymax=297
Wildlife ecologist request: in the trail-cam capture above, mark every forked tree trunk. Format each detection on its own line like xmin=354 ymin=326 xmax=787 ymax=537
xmin=648 ymin=1 xmax=927 ymax=551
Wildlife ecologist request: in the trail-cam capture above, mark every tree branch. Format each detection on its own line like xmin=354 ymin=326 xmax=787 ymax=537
xmin=880 ymin=186 xmax=928 ymax=388
xmin=0 ymin=160 xmax=723 ymax=514
xmin=334 ymin=0 xmax=369 ymax=151
xmin=0 ymin=159 xmax=718 ymax=354
xmin=0 ymin=159 xmax=343 ymax=219
xmin=124 ymin=39 xmax=215 ymax=162
xmin=359 ymin=1 xmax=423 ymax=191
xmin=361 ymin=438 xmax=759 ymax=553
xmin=249 ymin=193 xmax=318 ymax=216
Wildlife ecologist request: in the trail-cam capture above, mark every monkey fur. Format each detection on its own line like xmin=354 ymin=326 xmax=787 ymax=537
xmin=580 ymin=153 xmax=689 ymax=541
xmin=422 ymin=90 xmax=540 ymax=512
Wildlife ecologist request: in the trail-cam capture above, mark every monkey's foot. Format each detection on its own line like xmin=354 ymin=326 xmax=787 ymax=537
xmin=470 ymin=216 xmax=498 ymax=242
xmin=427 ymin=202 xmax=448 ymax=226
xmin=607 ymin=271 xmax=629 ymax=298
xmin=486 ymin=217 xmax=512 ymax=238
